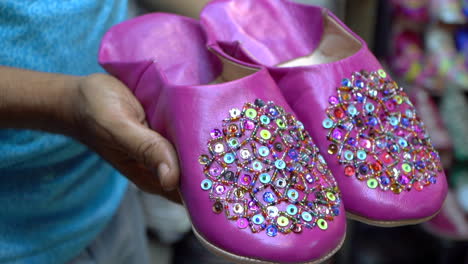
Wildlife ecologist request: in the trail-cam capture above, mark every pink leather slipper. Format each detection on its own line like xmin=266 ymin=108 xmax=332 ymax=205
xmin=201 ymin=0 xmax=448 ymax=227
xmin=422 ymin=190 xmax=468 ymax=241
xmin=98 ymin=13 xmax=345 ymax=264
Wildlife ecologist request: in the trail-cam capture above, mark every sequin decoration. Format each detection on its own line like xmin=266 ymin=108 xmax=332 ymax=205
xmin=322 ymin=70 xmax=443 ymax=193
xmin=199 ymin=99 xmax=340 ymax=236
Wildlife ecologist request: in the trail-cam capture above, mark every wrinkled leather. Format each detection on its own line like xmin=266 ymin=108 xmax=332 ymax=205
xmin=98 ymin=13 xmax=346 ymax=263
xmin=201 ymin=0 xmax=448 ymax=222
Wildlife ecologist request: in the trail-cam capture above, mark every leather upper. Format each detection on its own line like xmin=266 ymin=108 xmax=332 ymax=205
xmin=99 ymin=12 xmax=346 ymax=263
xmin=201 ymin=0 xmax=448 ymax=222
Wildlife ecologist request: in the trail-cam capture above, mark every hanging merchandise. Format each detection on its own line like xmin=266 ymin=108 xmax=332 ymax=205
xmin=440 ymin=85 xmax=468 ymax=161
xmin=425 ymin=25 xmax=468 ymax=94
xmin=391 ymin=0 xmax=430 ymax=22
xmin=431 ymin=0 xmax=466 ymax=24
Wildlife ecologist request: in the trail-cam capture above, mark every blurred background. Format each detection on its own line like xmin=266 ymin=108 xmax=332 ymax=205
xmin=130 ymin=0 xmax=468 ymax=263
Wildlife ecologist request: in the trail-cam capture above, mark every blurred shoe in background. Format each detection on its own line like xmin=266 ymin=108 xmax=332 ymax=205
xmin=410 ymin=86 xmax=453 ymax=167
xmin=440 ymin=84 xmax=468 ymax=161
xmin=423 ymin=189 xmax=468 ymax=240
xmin=139 ymin=192 xmax=191 ymax=244
xmin=391 ymin=0 xmax=430 ymax=22
xmin=431 ymin=0 xmax=466 ymax=24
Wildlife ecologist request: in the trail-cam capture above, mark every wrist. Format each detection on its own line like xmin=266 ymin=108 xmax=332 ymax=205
xmin=66 ymin=73 xmax=122 ymax=140
xmin=53 ymin=75 xmax=84 ymax=136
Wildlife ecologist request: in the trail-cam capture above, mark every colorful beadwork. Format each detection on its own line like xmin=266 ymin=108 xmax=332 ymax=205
xmin=199 ymin=99 xmax=340 ymax=236
xmin=322 ymin=70 xmax=443 ymax=193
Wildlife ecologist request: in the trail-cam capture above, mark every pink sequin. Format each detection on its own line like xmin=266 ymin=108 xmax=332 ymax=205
xmin=210 ymin=129 xmax=222 ymax=138
xmin=359 ymin=139 xmax=371 ymax=149
xmin=239 ymin=174 xmax=251 ymax=185
xmin=237 ymin=218 xmax=249 ymax=229
xmin=244 ymin=120 xmax=255 ymax=130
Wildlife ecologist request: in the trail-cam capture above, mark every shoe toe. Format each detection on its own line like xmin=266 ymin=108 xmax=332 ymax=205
xmin=190 ymin=201 xmax=346 ymax=263
xmin=341 ymin=169 xmax=447 ymax=224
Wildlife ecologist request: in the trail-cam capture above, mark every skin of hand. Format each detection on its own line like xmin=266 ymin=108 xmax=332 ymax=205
xmin=71 ymin=74 xmax=181 ymax=202
xmin=0 ymin=67 xmax=180 ymax=203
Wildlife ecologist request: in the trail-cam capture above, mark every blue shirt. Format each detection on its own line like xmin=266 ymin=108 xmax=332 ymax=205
xmin=0 ymin=1 xmax=129 ymax=263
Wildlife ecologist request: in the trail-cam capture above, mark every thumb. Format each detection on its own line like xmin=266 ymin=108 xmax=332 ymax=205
xmin=118 ymin=121 xmax=180 ymax=191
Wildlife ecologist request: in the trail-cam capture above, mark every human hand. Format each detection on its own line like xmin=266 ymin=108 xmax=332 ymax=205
xmin=70 ymin=74 xmax=180 ymax=202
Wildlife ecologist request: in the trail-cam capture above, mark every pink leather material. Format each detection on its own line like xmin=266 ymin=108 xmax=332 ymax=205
xmin=201 ymin=0 xmax=448 ymax=222
xmin=98 ymin=13 xmax=346 ymax=263
xmin=199 ymin=0 xmax=324 ymax=67
xmin=424 ymin=191 xmax=468 ymax=239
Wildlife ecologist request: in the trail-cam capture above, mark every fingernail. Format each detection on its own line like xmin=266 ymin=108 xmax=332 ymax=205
xmin=158 ymin=163 xmax=174 ymax=191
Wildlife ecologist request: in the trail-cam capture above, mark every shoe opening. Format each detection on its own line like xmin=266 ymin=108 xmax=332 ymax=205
xmin=277 ymin=12 xmax=362 ymax=67
xmin=202 ymin=0 xmax=362 ymax=68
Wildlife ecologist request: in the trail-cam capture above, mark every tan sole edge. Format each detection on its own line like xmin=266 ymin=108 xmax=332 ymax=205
xmin=346 ymin=210 xmax=440 ymax=227
xmin=192 ymin=226 xmax=346 ymax=264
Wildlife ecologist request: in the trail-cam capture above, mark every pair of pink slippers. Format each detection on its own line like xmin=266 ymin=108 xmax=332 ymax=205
xmin=99 ymin=0 xmax=447 ymax=263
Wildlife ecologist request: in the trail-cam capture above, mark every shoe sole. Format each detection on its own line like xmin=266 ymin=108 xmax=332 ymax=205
xmin=346 ymin=210 xmax=440 ymax=227
xmin=192 ymin=226 xmax=346 ymax=264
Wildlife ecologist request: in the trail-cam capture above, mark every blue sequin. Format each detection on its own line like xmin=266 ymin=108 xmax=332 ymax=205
xmin=342 ymin=122 xmax=353 ymax=131
xmin=263 ymin=192 xmax=275 ymax=203
xmin=342 ymin=78 xmax=351 ymax=87
xmin=398 ymin=138 xmax=408 ymax=148
xmin=365 ymin=102 xmax=375 ymax=112
xmin=258 ymin=146 xmax=270 ymax=157
xmin=405 ymin=109 xmax=414 ymax=118
xmin=224 ymin=153 xmax=235 ymax=164
xmin=301 ymin=212 xmax=312 ymax=222
xmin=357 ymin=150 xmax=367 ymax=160
xmin=348 ymin=105 xmax=358 ymax=116
xmin=322 ymin=118 xmax=334 ymax=129
xmin=376 ymin=140 xmax=386 ymax=149
xmin=389 ymin=116 xmax=399 ymax=126
xmin=268 ymin=107 xmax=279 ymax=116
xmin=380 ymin=176 xmax=390 ymax=186
xmin=355 ymin=79 xmax=365 ymax=88
xmin=332 ymin=207 xmax=340 ymax=216
xmin=359 ymin=164 xmax=369 ymax=175
xmin=288 ymin=149 xmax=299 ymax=159
xmin=356 ymin=92 xmax=365 ymax=103
xmin=286 ymin=205 xmax=298 ymax=215
xmin=266 ymin=225 xmax=278 ymax=237
xmin=390 ymin=144 xmax=400 ymax=153
xmin=252 ymin=214 xmax=265 ymax=225
xmin=275 ymin=160 xmax=286 ymax=170
xmin=318 ymin=155 xmax=326 ymax=164
xmin=401 ymin=118 xmax=410 ymax=127
xmin=287 ymin=189 xmax=299 ymax=200
xmin=368 ymin=117 xmax=378 ymax=126
xmin=347 ymin=137 xmax=357 ymax=146
xmin=344 ymin=150 xmax=354 ymax=161
xmin=415 ymin=161 xmax=425 ymax=170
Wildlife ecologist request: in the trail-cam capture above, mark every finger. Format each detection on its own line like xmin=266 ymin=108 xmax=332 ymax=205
xmin=112 ymin=158 xmax=182 ymax=203
xmin=116 ymin=121 xmax=180 ymax=191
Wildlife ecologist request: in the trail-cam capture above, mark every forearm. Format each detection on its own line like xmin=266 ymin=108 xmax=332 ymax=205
xmin=0 ymin=66 xmax=79 ymax=134
xmin=0 ymin=67 xmax=180 ymax=194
